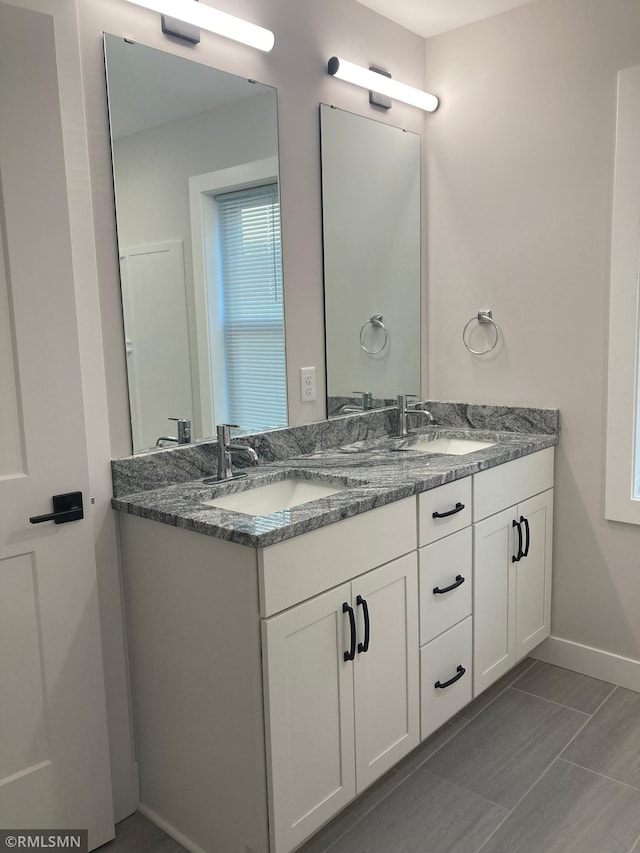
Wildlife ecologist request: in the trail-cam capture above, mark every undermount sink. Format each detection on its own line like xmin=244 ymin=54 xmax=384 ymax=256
xmin=201 ymin=477 xmax=349 ymax=516
xmin=409 ymin=437 xmax=496 ymax=455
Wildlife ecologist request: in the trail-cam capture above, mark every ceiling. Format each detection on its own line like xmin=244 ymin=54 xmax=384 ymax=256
xmin=354 ymin=0 xmax=542 ymax=38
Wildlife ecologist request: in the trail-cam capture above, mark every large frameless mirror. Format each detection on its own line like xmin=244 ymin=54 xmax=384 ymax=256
xmin=320 ymin=104 xmax=421 ymax=417
xmin=104 ymin=34 xmax=287 ymax=452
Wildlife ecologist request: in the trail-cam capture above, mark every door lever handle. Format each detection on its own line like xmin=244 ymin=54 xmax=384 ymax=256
xmin=30 ymin=491 xmax=84 ymax=525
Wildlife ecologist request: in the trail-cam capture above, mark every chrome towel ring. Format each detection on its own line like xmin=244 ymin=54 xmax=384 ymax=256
xmin=360 ymin=314 xmax=389 ymax=354
xmin=462 ymin=310 xmax=500 ymax=355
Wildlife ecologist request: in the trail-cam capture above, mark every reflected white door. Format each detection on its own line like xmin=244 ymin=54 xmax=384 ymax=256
xmin=0 ymin=0 xmax=114 ymax=844
xmin=120 ymin=242 xmax=193 ymax=451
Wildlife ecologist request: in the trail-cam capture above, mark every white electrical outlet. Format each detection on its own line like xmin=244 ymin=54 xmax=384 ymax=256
xmin=300 ymin=366 xmax=317 ymax=402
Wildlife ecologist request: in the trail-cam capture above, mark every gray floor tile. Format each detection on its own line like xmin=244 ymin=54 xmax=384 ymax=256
xmin=562 ymin=687 xmax=640 ymax=789
xmin=297 ymin=807 xmax=361 ymax=853
xmin=424 ymin=687 xmax=588 ymax=808
xmin=512 ymin=661 xmax=614 ymax=713
xmin=458 ymin=658 xmax=536 ymax=720
xmin=326 ymin=770 xmax=507 ymax=853
xmin=100 ymin=813 xmax=187 ymax=853
xmin=480 ymin=759 xmax=640 ymax=853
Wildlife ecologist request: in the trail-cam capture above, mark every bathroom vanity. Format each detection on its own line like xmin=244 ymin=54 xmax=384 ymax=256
xmin=112 ymin=406 xmax=557 ymax=853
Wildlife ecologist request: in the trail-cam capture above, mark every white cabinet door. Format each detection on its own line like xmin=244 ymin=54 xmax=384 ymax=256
xmin=474 ymin=490 xmax=554 ymax=696
xmin=353 ymin=553 xmax=419 ymax=791
xmin=515 ymin=489 xmax=553 ymax=658
xmin=262 ymin=583 xmax=356 ymax=853
xmin=473 ymin=507 xmax=517 ymax=695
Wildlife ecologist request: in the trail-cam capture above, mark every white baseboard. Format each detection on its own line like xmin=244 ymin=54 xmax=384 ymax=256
xmin=532 ymin=635 xmax=640 ymax=692
xmin=137 ymin=804 xmax=210 ymax=853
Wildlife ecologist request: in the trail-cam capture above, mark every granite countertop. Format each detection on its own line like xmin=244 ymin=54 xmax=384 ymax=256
xmin=111 ymin=416 xmax=558 ymax=548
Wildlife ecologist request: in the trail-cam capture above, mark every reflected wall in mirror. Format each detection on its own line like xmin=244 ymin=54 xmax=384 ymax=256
xmin=104 ymin=34 xmax=287 ymax=452
xmin=320 ymin=104 xmax=421 ymax=417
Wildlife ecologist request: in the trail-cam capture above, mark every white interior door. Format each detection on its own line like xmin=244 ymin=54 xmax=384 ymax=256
xmin=0 ymin=1 xmax=114 ymax=844
xmin=120 ymin=242 xmax=193 ymax=451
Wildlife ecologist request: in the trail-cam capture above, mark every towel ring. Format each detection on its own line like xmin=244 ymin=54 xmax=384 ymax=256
xmin=462 ymin=310 xmax=500 ymax=355
xmin=360 ymin=314 xmax=389 ymax=355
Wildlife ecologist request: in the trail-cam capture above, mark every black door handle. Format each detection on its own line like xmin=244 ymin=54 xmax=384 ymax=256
xmin=435 ymin=665 xmax=466 ymax=689
xmin=343 ymin=602 xmax=356 ymax=661
xmin=433 ymin=575 xmax=465 ymax=595
xmin=520 ymin=515 xmax=530 ymax=557
xmin=30 ymin=492 xmax=84 ymax=525
xmin=432 ymin=502 xmax=465 ymax=519
xmin=356 ymin=594 xmax=370 ymax=653
xmin=512 ymin=518 xmax=523 ymax=562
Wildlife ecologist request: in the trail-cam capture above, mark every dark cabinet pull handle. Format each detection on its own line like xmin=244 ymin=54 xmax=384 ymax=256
xmin=30 ymin=491 xmax=84 ymax=525
xmin=435 ymin=665 xmax=466 ymax=690
xmin=343 ymin=602 xmax=356 ymax=661
xmin=512 ymin=518 xmax=523 ymax=563
xmin=356 ymin=594 xmax=370 ymax=653
xmin=433 ymin=575 xmax=465 ymax=595
xmin=432 ymin=502 xmax=465 ymax=519
xmin=521 ymin=515 xmax=530 ymax=557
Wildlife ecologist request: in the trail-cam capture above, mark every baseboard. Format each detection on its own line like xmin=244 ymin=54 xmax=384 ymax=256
xmin=137 ymin=804 xmax=210 ymax=853
xmin=532 ymin=635 xmax=640 ymax=692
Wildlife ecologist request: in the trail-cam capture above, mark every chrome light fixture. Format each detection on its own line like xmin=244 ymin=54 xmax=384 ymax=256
xmin=122 ymin=0 xmax=275 ymax=52
xmin=327 ymin=56 xmax=439 ymax=112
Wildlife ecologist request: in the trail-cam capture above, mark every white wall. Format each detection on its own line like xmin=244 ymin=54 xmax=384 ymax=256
xmin=424 ymin=0 xmax=640 ymax=671
xmin=77 ymin=0 xmax=427 ymax=817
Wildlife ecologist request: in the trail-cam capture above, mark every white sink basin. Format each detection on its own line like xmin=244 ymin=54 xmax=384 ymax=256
xmin=201 ymin=477 xmax=348 ymax=516
xmin=410 ymin=437 xmax=496 ymax=455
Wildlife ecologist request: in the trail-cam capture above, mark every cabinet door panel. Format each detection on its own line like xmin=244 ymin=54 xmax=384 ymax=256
xmin=262 ymin=583 xmax=356 ymax=853
xmin=353 ymin=553 xmax=419 ymax=792
xmin=516 ymin=489 xmax=553 ymax=658
xmin=473 ymin=507 xmax=517 ymax=695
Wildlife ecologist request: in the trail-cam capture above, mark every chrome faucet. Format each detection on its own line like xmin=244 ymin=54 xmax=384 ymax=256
xmin=339 ymin=390 xmax=374 ymax=415
xmin=216 ymin=424 xmax=259 ymax=481
xmin=396 ymin=394 xmax=435 ymax=437
xmin=156 ymin=417 xmax=192 ymax=447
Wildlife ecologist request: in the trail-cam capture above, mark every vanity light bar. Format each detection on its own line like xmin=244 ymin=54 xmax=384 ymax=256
xmin=327 ymin=57 xmax=439 ymax=113
xmin=122 ymin=0 xmax=275 ymax=52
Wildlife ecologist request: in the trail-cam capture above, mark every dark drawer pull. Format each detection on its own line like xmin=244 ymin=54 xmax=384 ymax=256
xmin=343 ymin=602 xmax=356 ymax=662
xmin=356 ymin=594 xmax=370 ymax=653
xmin=521 ymin=515 xmax=530 ymax=557
xmin=432 ymin=502 xmax=465 ymax=520
xmin=435 ymin=665 xmax=466 ymax=690
xmin=512 ymin=518 xmax=523 ymax=563
xmin=433 ymin=574 xmax=465 ymax=595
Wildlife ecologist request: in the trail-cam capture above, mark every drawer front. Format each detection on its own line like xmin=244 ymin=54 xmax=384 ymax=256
xmin=418 ymin=478 xmax=472 ymax=547
xmin=420 ymin=616 xmax=472 ymax=741
xmin=473 ymin=447 xmax=554 ymax=522
xmin=419 ymin=527 xmax=472 ymax=644
xmin=259 ymin=497 xmax=417 ymax=617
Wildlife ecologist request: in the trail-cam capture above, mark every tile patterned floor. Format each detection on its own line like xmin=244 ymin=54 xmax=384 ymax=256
xmin=102 ymin=660 xmax=640 ymax=853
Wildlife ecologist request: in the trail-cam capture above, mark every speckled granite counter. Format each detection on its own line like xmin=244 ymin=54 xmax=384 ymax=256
xmin=111 ymin=403 xmax=559 ymax=548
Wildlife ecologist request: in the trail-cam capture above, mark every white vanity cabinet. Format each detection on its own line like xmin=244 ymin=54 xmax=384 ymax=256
xmin=119 ymin=496 xmax=418 ymax=853
xmin=472 ymin=448 xmax=554 ymax=695
xmin=262 ymin=552 xmax=419 ymax=853
xmin=117 ymin=444 xmax=555 ymax=853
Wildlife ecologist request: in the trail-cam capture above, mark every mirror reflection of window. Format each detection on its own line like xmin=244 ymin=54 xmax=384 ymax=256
xmin=214 ymin=183 xmax=286 ymax=433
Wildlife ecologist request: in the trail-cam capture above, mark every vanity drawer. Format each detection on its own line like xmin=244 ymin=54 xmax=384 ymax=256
xmin=258 ymin=497 xmax=416 ymax=617
xmin=420 ymin=616 xmax=472 ymax=740
xmin=418 ymin=478 xmax=472 ymax=546
xmin=473 ymin=447 xmax=554 ymax=522
xmin=419 ymin=527 xmax=472 ymax=645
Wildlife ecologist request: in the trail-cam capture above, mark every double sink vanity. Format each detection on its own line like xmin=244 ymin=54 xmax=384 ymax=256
xmin=111 ymin=402 xmax=558 ymax=853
